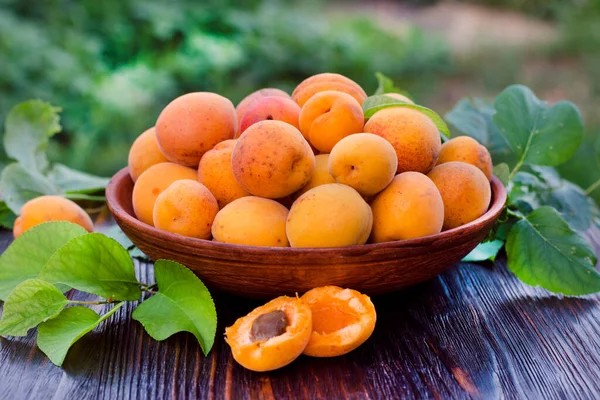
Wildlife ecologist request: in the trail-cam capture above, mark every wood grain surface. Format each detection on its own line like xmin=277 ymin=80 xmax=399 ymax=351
xmin=1 ymin=227 xmax=600 ymax=399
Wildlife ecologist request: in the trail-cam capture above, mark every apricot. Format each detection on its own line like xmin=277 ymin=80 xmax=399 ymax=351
xmin=370 ymin=172 xmax=444 ymax=242
xmin=239 ymin=96 xmax=301 ymax=135
xmin=436 ymin=136 xmax=493 ymax=180
xmin=212 ymin=197 xmax=289 ymax=247
xmin=152 ymin=180 xmax=218 ymax=239
xmin=292 ymin=73 xmax=367 ymax=107
xmin=328 ymin=133 xmax=398 ymax=196
xmin=293 ymin=154 xmax=335 ymax=199
xmin=132 ymin=162 xmax=197 ymax=226
xmin=427 ymin=161 xmax=491 ymax=230
xmin=299 ymin=91 xmax=364 ymax=153
xmin=384 ymin=92 xmax=414 ymax=104
xmin=301 ymin=286 xmax=376 ymax=357
xmin=236 ymin=88 xmax=291 ymax=134
xmin=364 ymin=107 xmax=441 ymax=174
xmin=13 ymin=196 xmax=93 ymax=238
xmin=127 ymin=127 xmax=168 ymax=182
xmin=197 ymin=139 xmax=249 ymax=208
xmin=293 ymin=73 xmax=365 ymax=96
xmin=286 ymin=184 xmax=372 ymax=248
xmin=225 ymin=296 xmax=312 ymax=372
xmin=156 ymin=92 xmax=236 ymax=167
xmin=232 ymin=120 xmax=315 ymax=199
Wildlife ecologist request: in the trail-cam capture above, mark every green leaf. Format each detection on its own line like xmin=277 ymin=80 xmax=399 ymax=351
xmin=362 ymin=95 xmax=450 ymax=138
xmin=373 ymin=72 xmax=411 ymax=98
xmin=493 ymin=163 xmax=510 ymax=186
xmin=493 ymin=85 xmax=584 ymax=167
xmin=47 ymin=164 xmax=109 ymax=194
xmin=0 ymin=221 xmax=87 ymax=300
xmin=132 ymin=260 xmax=216 ymax=354
xmin=39 ymin=233 xmax=141 ymax=301
xmin=100 ymin=225 xmax=151 ymax=261
xmin=3 ymin=100 xmax=61 ymax=173
xmin=506 ymin=207 xmax=600 ymax=295
xmin=37 ymin=303 xmax=124 ymax=366
xmin=445 ymin=98 xmax=516 ymax=167
xmin=462 ymin=240 xmax=504 ymax=262
xmin=0 ymin=279 xmax=68 ymax=336
xmin=0 ymin=163 xmax=60 ymax=214
xmin=0 ymin=201 xmax=17 ymax=229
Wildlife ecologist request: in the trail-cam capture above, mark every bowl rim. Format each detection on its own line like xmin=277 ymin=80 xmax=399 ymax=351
xmin=106 ymin=167 xmax=507 ymax=254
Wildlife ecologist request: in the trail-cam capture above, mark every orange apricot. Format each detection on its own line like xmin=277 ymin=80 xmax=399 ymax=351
xmin=301 ymin=286 xmax=376 ymax=357
xmin=156 ymin=92 xmax=236 ymax=167
xmin=299 ymin=91 xmax=364 ymax=153
xmin=292 ymin=73 xmax=367 ymax=106
xmin=236 ymin=88 xmax=291 ymax=135
xmin=436 ymin=136 xmax=493 ymax=180
xmin=152 ymin=180 xmax=218 ymax=239
xmin=13 ymin=196 xmax=93 ymax=238
xmin=239 ymin=96 xmax=301 ymax=135
xmin=293 ymin=154 xmax=336 ymax=199
xmin=225 ymin=296 xmax=312 ymax=371
xmin=127 ymin=127 xmax=168 ymax=182
xmin=293 ymin=81 xmax=367 ymax=108
xmin=132 ymin=162 xmax=197 ymax=226
xmin=197 ymin=139 xmax=250 ymax=208
xmin=384 ymin=92 xmax=414 ymax=104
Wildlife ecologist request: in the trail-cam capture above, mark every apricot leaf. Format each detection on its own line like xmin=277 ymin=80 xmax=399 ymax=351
xmin=0 ymin=279 xmax=68 ymax=337
xmin=373 ymin=72 xmax=412 ymax=99
xmin=0 ymin=201 xmax=17 ymax=229
xmin=47 ymin=164 xmax=109 ymax=194
xmin=506 ymin=207 xmax=600 ymax=295
xmin=462 ymin=240 xmax=504 ymax=263
xmin=39 ymin=233 xmax=141 ymax=301
xmin=132 ymin=260 xmax=216 ymax=354
xmin=493 ymin=163 xmax=510 ymax=186
xmin=362 ymin=94 xmax=450 ymax=138
xmin=0 ymin=221 xmax=87 ymax=300
xmin=0 ymin=163 xmax=60 ymax=214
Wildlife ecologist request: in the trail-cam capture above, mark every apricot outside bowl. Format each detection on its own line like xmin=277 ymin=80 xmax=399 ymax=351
xmin=106 ymin=167 xmax=507 ymax=299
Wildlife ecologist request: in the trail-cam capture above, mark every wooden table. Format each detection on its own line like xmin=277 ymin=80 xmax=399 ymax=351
xmin=1 ymin=227 xmax=600 ymax=400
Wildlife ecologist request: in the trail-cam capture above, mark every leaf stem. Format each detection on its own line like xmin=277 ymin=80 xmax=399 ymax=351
xmin=585 ymin=178 xmax=600 ymax=196
xmin=97 ymin=302 xmax=125 ymax=323
xmin=69 ymin=299 xmax=117 ymax=305
xmin=141 ymin=283 xmax=158 ymax=292
xmin=507 ymin=158 xmax=524 ymax=182
xmin=506 ymin=208 xmax=525 ymax=219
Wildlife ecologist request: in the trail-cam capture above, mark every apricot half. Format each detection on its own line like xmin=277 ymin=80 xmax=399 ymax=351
xmin=128 ymin=127 xmax=168 ymax=182
xmin=301 ymin=286 xmax=376 ymax=357
xmin=436 ymin=136 xmax=493 ymax=180
xmin=225 ymin=296 xmax=312 ymax=372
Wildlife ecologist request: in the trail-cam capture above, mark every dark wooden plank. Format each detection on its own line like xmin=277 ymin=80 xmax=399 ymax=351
xmin=1 ymin=228 xmax=600 ymax=399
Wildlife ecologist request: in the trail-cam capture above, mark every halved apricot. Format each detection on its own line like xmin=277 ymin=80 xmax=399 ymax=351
xmin=301 ymin=286 xmax=376 ymax=357
xmin=225 ymin=296 xmax=312 ymax=372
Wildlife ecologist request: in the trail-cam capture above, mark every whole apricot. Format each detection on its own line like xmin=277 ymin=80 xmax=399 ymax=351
xmin=328 ymin=133 xmax=398 ymax=196
xmin=153 ymin=180 xmax=218 ymax=239
xmin=132 ymin=162 xmax=197 ymax=226
xmin=156 ymin=92 xmax=236 ymax=167
xmin=427 ymin=161 xmax=491 ymax=230
xmin=128 ymin=127 xmax=168 ymax=182
xmin=239 ymin=96 xmax=301 ymax=135
xmin=286 ymin=184 xmax=372 ymax=248
xmin=293 ymin=73 xmax=365 ymax=97
xmin=293 ymin=154 xmax=335 ymax=199
xmin=236 ymin=88 xmax=290 ymax=134
xmin=370 ymin=172 xmax=444 ymax=242
xmin=13 ymin=196 xmax=93 ymax=238
xmin=232 ymin=120 xmax=315 ymax=199
xmin=364 ymin=107 xmax=441 ymax=174
xmin=384 ymin=92 xmax=414 ymax=104
xmin=225 ymin=296 xmax=312 ymax=372
xmin=212 ymin=197 xmax=289 ymax=247
xmin=197 ymin=140 xmax=249 ymax=208
xmin=292 ymin=73 xmax=367 ymax=107
xmin=301 ymin=286 xmax=376 ymax=357
xmin=299 ymin=91 xmax=364 ymax=153
xmin=436 ymin=136 xmax=493 ymax=180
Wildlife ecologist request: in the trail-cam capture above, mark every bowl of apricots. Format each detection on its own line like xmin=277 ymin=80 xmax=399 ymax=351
xmin=106 ymin=72 xmax=507 ymax=299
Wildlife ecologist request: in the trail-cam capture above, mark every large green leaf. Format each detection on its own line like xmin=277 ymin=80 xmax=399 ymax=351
xmin=132 ymin=260 xmax=216 ymax=354
xmin=493 ymin=85 xmax=584 ymax=167
xmin=506 ymin=207 xmax=600 ymax=295
xmin=0 ymin=163 xmax=61 ymax=214
xmin=0 ymin=279 xmax=68 ymax=337
xmin=0 ymin=221 xmax=87 ymax=300
xmin=3 ymin=100 xmax=61 ymax=173
xmin=39 ymin=233 xmax=141 ymax=301
xmin=47 ymin=164 xmax=110 ymax=194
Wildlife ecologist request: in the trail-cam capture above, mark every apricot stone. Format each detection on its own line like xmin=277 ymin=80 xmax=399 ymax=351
xmin=299 ymin=90 xmax=364 ymax=153
xmin=427 ymin=161 xmax=491 ymax=230
xmin=197 ymin=139 xmax=249 ymax=208
xmin=436 ymin=136 xmax=493 ymax=180
xmin=153 ymin=180 xmax=218 ymax=239
xmin=328 ymin=133 xmax=398 ymax=196
xmin=128 ymin=127 xmax=168 ymax=182
xmin=239 ymin=96 xmax=301 ymax=136
xmin=156 ymin=92 xmax=236 ymax=167
xmin=212 ymin=196 xmax=289 ymax=247
xmin=13 ymin=196 xmax=93 ymax=238
xmin=232 ymin=120 xmax=315 ymax=199
xmin=235 ymin=88 xmax=290 ymax=134
xmin=293 ymin=154 xmax=336 ymax=199
xmin=286 ymin=183 xmax=372 ymax=248
xmin=370 ymin=172 xmax=444 ymax=242
xmin=364 ymin=107 xmax=441 ymax=174
xmin=132 ymin=162 xmax=197 ymax=226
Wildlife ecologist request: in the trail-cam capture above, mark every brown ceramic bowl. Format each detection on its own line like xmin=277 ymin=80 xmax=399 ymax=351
xmin=106 ymin=168 xmax=506 ymax=298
